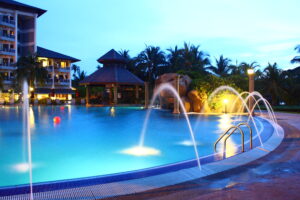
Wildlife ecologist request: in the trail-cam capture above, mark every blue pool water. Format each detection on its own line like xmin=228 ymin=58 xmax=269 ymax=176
xmin=0 ymin=106 xmax=273 ymax=187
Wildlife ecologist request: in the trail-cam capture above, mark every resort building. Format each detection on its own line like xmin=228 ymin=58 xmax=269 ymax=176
xmin=36 ymin=46 xmax=80 ymax=102
xmin=0 ymin=0 xmax=80 ymax=103
xmin=0 ymin=0 xmax=45 ymax=101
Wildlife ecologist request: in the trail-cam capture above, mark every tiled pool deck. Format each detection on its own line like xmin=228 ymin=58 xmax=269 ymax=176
xmin=0 ymin=113 xmax=289 ymax=200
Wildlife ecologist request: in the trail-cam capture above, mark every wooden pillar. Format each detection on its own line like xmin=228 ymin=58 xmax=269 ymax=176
xmin=135 ymin=85 xmax=139 ymax=104
xmin=86 ymin=85 xmax=90 ymax=105
xmin=173 ymin=75 xmax=180 ymax=114
xmin=113 ymin=84 xmax=118 ymax=105
xmin=144 ymin=82 xmax=149 ymax=108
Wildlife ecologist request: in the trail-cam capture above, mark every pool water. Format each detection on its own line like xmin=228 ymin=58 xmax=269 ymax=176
xmin=0 ymin=106 xmax=273 ymax=187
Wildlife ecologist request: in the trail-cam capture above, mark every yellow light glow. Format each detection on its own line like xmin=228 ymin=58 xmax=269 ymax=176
xmin=29 ymin=107 xmax=35 ymax=129
xmin=247 ymin=69 xmax=254 ymax=75
xmin=223 ymin=99 xmax=229 ymax=104
xmin=110 ymin=107 xmax=115 ymax=117
xmin=61 ymin=61 xmax=66 ymax=68
xmin=120 ymin=146 xmax=160 ymax=156
xmin=218 ymin=114 xmax=233 ymax=131
xmin=29 ymin=87 xmax=34 ymax=92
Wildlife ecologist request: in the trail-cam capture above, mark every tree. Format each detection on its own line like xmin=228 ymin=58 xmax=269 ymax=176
xmin=291 ymin=45 xmax=300 ymax=67
xmin=180 ymin=42 xmax=210 ymax=73
xmin=207 ymin=55 xmax=231 ymax=76
xmin=261 ymin=63 xmax=285 ymax=105
xmin=135 ymin=45 xmax=166 ymax=84
xmin=72 ymin=65 xmax=86 ymax=87
xmin=15 ymin=54 xmax=48 ymax=89
xmin=167 ymin=45 xmax=183 ymax=72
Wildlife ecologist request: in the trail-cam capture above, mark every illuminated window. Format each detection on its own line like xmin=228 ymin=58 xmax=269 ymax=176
xmin=61 ymin=62 xmax=66 ymax=68
xmin=42 ymin=60 xmax=48 ymax=67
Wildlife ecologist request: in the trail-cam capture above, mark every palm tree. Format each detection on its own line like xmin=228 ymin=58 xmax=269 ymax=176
xmin=71 ymin=64 xmax=80 ymax=74
xmin=262 ymin=63 xmax=284 ymax=105
xmin=72 ymin=65 xmax=86 ymax=87
xmin=15 ymin=54 xmax=48 ymax=89
xmin=207 ymin=55 xmax=231 ymax=76
xmin=291 ymin=45 xmax=300 ymax=67
xmin=119 ymin=49 xmax=136 ymax=73
xmin=135 ymin=45 xmax=166 ymax=84
xmin=180 ymin=42 xmax=210 ymax=72
xmin=167 ymin=45 xmax=183 ymax=72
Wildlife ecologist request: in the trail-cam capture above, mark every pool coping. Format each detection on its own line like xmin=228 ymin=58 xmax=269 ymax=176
xmin=0 ymin=117 xmax=284 ymax=199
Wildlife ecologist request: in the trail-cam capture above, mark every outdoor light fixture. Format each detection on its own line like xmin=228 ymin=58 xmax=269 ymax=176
xmin=223 ymin=99 xmax=229 ymax=114
xmin=247 ymin=69 xmax=254 ymax=75
xmin=29 ymin=87 xmax=34 ymax=92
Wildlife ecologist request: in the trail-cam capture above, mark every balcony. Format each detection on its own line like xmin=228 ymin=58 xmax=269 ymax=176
xmin=3 ymin=77 xmax=14 ymax=85
xmin=56 ymin=79 xmax=70 ymax=86
xmin=0 ymin=18 xmax=15 ymax=28
xmin=1 ymin=33 xmax=15 ymax=42
xmin=45 ymin=66 xmax=70 ymax=73
xmin=0 ymin=48 xmax=15 ymax=56
xmin=0 ymin=63 xmax=16 ymax=70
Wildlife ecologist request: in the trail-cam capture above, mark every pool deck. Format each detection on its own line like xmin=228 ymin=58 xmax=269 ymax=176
xmin=102 ymin=112 xmax=300 ymax=200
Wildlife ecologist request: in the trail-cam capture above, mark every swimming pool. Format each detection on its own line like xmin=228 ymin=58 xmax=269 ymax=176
xmin=0 ymin=106 xmax=273 ymax=188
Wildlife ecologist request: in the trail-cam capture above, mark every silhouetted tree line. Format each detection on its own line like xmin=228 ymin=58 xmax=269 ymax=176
xmin=69 ymin=43 xmax=300 ymax=106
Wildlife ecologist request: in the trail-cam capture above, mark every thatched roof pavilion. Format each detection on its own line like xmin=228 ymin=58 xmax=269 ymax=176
xmin=80 ymin=49 xmax=148 ymax=105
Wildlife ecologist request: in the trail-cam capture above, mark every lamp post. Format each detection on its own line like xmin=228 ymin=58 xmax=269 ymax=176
xmin=223 ymin=99 xmax=228 ymax=114
xmin=247 ymin=69 xmax=255 ymax=116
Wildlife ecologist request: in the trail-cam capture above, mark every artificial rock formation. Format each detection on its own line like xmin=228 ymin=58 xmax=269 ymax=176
xmin=155 ymin=73 xmax=204 ymax=112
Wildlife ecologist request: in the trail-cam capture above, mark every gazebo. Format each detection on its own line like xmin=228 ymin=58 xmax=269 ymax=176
xmin=80 ymin=49 xmax=148 ymax=106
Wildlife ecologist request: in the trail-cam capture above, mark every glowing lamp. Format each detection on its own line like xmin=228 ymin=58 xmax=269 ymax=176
xmin=223 ymin=99 xmax=229 ymax=104
xmin=29 ymin=87 xmax=34 ymax=92
xmin=53 ymin=116 xmax=61 ymax=124
xmin=247 ymin=69 xmax=254 ymax=75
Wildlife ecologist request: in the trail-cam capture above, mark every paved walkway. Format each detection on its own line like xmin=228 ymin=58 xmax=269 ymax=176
xmin=104 ymin=112 xmax=300 ymax=200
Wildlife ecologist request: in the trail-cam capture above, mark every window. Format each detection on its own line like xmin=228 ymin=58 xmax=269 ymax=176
xmin=42 ymin=60 xmax=48 ymax=67
xmin=60 ymin=61 xmax=66 ymax=68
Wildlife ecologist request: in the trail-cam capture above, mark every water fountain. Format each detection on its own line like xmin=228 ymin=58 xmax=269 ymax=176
xmin=196 ymin=86 xmax=263 ymax=147
xmin=23 ymin=81 xmax=34 ymax=200
xmin=123 ymin=83 xmax=202 ymax=169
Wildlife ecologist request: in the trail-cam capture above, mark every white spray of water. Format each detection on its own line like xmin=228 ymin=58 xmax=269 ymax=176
xmin=139 ymin=83 xmax=202 ymax=169
xmin=23 ymin=81 xmax=33 ymax=200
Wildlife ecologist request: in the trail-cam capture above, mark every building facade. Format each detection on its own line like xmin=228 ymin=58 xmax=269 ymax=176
xmin=36 ymin=46 xmax=79 ymax=102
xmin=0 ymin=0 xmax=45 ymax=98
xmin=0 ymin=0 xmax=79 ymax=103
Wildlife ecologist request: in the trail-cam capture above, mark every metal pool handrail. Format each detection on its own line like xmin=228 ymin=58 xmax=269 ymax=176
xmin=236 ymin=122 xmax=253 ymax=149
xmin=214 ymin=125 xmax=245 ymax=153
xmin=214 ymin=122 xmax=253 ymax=154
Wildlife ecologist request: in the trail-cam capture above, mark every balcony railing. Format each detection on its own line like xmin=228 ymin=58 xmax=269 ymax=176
xmin=45 ymin=66 xmax=70 ymax=72
xmin=47 ymin=79 xmax=70 ymax=85
xmin=0 ymin=63 xmax=16 ymax=70
xmin=1 ymin=33 xmax=15 ymax=40
xmin=3 ymin=77 xmax=14 ymax=84
xmin=0 ymin=18 xmax=15 ymax=27
xmin=0 ymin=48 xmax=15 ymax=53
xmin=0 ymin=48 xmax=15 ymax=56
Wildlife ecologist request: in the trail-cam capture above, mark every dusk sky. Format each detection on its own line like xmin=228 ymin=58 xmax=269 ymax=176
xmin=20 ymin=0 xmax=300 ymax=74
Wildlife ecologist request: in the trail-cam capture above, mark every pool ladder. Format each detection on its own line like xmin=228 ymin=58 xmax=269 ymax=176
xmin=214 ymin=123 xmax=253 ymax=155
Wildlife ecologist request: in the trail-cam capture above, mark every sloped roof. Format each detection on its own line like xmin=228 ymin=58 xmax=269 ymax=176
xmin=97 ymin=49 xmax=127 ymax=64
xmin=0 ymin=0 xmax=46 ymax=17
xmin=80 ymin=65 xmax=144 ymax=85
xmin=37 ymin=46 xmax=80 ymax=62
